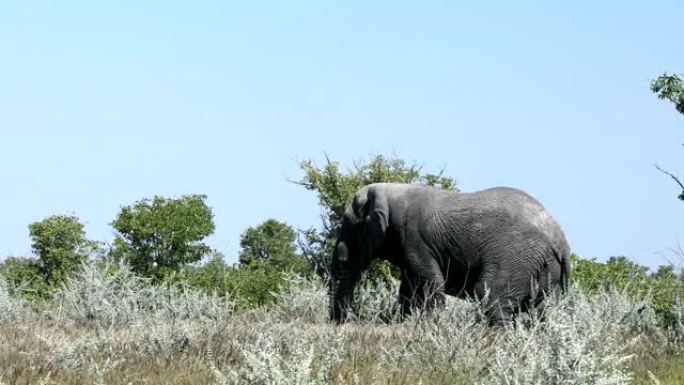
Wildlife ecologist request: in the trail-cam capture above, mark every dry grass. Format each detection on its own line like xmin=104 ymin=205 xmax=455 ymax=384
xmin=0 ymin=320 xmax=483 ymax=385
xmin=1 ymin=263 xmax=683 ymax=385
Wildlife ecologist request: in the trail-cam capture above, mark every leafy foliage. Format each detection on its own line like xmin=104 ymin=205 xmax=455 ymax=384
xmin=224 ymin=266 xmax=287 ymax=309
xmin=110 ymin=195 xmax=215 ymax=281
xmin=239 ymin=219 xmax=309 ymax=273
xmin=187 ymin=260 xmax=298 ymax=310
xmin=651 ymin=73 xmax=684 ymax=115
xmin=28 ymin=215 xmax=97 ymax=285
xmin=184 ymin=252 xmax=234 ymax=295
xmin=0 ymin=256 xmax=50 ymax=301
xmin=232 ymin=219 xmax=311 ymax=308
xmin=185 ymin=220 xmax=311 ymax=309
xmin=572 ymin=255 xmax=684 ymax=325
xmin=296 ymin=154 xmax=456 ymax=278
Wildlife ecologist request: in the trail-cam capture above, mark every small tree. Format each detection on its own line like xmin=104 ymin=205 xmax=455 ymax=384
xmin=295 ymin=154 xmax=456 ymax=278
xmin=224 ymin=219 xmax=311 ymax=307
xmin=239 ymin=219 xmax=310 ymax=273
xmin=28 ymin=215 xmax=95 ymax=285
xmin=110 ymin=194 xmax=215 ymax=281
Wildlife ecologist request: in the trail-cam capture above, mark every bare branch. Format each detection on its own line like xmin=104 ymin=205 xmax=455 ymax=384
xmin=655 ymin=164 xmax=684 ymax=201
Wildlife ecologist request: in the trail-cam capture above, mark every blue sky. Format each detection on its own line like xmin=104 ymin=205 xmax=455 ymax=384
xmin=1 ymin=1 xmax=683 ymax=268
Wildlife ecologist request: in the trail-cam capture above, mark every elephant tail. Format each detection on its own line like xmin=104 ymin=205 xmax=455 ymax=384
xmin=556 ymin=248 xmax=571 ymax=294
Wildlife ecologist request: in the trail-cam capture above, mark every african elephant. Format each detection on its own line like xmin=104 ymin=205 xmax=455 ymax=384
xmin=329 ymin=183 xmax=571 ymax=325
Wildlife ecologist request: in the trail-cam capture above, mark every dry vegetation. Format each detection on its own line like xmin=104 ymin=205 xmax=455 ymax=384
xmin=1 ymin=262 xmax=683 ymax=385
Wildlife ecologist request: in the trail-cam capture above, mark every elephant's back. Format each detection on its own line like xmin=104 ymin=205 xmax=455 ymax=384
xmin=437 ymin=187 xmax=569 ymax=255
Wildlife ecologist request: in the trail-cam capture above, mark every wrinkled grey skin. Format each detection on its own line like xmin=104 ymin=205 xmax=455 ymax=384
xmin=330 ymin=183 xmax=571 ymax=326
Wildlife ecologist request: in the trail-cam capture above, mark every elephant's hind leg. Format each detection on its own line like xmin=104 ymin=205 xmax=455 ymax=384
xmin=474 ymin=276 xmax=526 ymax=327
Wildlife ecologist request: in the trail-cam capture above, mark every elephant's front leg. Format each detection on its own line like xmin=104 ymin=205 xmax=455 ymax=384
xmin=399 ymin=265 xmax=446 ymax=317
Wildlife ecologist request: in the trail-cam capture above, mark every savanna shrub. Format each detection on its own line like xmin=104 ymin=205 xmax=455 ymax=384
xmin=572 ymin=255 xmax=684 ymax=325
xmin=52 ymin=260 xmax=233 ymax=325
xmin=0 ymin=274 xmax=33 ymax=323
xmin=0 ymin=256 xmax=51 ymax=301
xmin=485 ymin=287 xmax=655 ymax=385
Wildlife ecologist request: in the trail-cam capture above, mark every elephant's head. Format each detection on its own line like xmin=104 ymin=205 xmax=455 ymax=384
xmin=329 ymin=185 xmax=389 ymax=323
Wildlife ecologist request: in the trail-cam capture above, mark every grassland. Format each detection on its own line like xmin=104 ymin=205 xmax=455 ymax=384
xmin=1 ymin=263 xmax=682 ymax=385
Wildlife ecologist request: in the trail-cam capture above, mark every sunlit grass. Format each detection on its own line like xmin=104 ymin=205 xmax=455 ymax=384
xmin=1 ymin=262 xmax=682 ymax=384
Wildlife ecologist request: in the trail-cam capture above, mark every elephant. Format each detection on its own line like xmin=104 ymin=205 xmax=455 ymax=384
xmin=329 ymin=183 xmax=571 ymax=326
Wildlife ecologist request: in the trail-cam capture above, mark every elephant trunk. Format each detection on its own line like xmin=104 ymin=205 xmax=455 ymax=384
xmin=329 ymin=274 xmax=358 ymax=323
xmin=329 ymin=239 xmax=360 ymax=323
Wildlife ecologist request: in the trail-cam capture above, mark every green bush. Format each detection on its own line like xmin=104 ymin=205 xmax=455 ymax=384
xmin=225 ymin=265 xmax=287 ymax=309
xmin=182 ymin=253 xmax=232 ymax=294
xmin=185 ymin=261 xmax=297 ymax=310
xmin=0 ymin=256 xmax=51 ymax=301
xmin=572 ymin=255 xmax=684 ymax=325
xmin=184 ymin=253 xmax=310 ymax=310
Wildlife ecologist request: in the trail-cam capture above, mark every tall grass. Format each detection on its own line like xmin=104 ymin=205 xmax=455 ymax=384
xmin=1 ymin=262 xmax=682 ymax=384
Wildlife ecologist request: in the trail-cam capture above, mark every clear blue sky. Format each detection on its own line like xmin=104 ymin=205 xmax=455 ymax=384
xmin=1 ymin=1 xmax=682 ymax=268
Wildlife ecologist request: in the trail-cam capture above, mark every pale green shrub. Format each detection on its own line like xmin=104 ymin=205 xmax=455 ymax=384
xmin=484 ymin=287 xmax=654 ymax=385
xmin=4 ymin=263 xmax=680 ymax=385
xmin=52 ymin=261 xmax=233 ymax=325
xmin=382 ymin=297 xmax=493 ymax=378
xmin=52 ymin=261 xmax=146 ymax=325
xmin=670 ymin=298 xmax=684 ymax=344
xmin=212 ymin=325 xmax=344 ymax=385
xmin=272 ymin=273 xmax=328 ymax=323
xmin=353 ymin=275 xmax=402 ymax=322
xmin=53 ymin=326 xmax=123 ymax=371
xmin=273 ymin=273 xmax=400 ymax=323
xmin=134 ymin=317 xmax=199 ymax=360
xmin=0 ymin=275 xmax=32 ymax=323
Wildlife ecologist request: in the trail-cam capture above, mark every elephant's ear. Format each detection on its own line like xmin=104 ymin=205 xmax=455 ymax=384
xmin=355 ymin=186 xmax=389 ymax=264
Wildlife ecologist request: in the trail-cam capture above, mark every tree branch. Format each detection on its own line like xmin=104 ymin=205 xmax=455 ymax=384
xmin=655 ymin=164 xmax=684 ymax=201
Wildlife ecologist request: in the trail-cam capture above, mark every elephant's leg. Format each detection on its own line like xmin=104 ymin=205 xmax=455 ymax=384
xmin=420 ymin=276 xmax=446 ymax=311
xmin=473 ymin=277 xmax=522 ymax=327
xmin=488 ymin=296 xmax=518 ymax=327
xmin=398 ymin=275 xmax=414 ymax=318
xmin=531 ymin=296 xmax=548 ymax=322
xmin=400 ymin=257 xmax=446 ymax=316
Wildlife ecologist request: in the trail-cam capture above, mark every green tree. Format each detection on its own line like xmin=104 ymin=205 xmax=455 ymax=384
xmin=224 ymin=219 xmax=311 ymax=308
xmin=239 ymin=219 xmax=310 ymax=273
xmin=184 ymin=219 xmax=310 ymax=307
xmin=110 ymin=194 xmax=215 ymax=281
xmin=651 ymin=264 xmax=679 ymax=281
xmin=183 ymin=252 xmax=233 ymax=295
xmin=651 ymin=73 xmax=684 ymax=115
xmin=651 ymin=72 xmax=684 ymax=200
xmin=295 ymin=154 xmax=456 ymax=278
xmin=28 ymin=215 xmax=95 ymax=285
